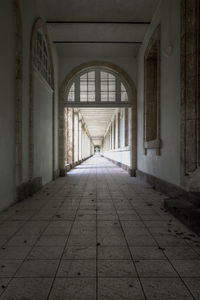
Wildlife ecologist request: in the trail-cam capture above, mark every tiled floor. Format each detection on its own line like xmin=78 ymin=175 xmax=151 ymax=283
xmin=0 ymin=156 xmax=200 ymax=299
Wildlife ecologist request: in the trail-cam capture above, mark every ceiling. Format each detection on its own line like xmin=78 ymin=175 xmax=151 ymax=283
xmin=36 ymin=0 xmax=160 ymax=57
xmin=79 ymin=108 xmax=116 ymax=145
xmin=36 ymin=0 xmax=159 ymax=142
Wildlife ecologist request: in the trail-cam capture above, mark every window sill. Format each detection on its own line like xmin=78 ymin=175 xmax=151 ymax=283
xmin=144 ymin=139 xmax=161 ymax=155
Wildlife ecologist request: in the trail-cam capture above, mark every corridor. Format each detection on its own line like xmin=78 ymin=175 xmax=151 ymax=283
xmin=0 ymin=156 xmax=200 ymax=299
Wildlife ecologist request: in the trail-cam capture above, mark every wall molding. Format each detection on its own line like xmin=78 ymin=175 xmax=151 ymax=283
xmin=103 ymin=155 xmax=136 ymax=176
xmin=17 ymin=177 xmax=42 ymax=201
xmin=136 ymin=169 xmax=200 ymax=206
xmin=144 ymin=25 xmax=161 ymax=156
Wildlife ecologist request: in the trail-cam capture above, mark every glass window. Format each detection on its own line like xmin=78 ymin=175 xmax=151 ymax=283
xmin=34 ymin=31 xmax=52 ymax=86
xmin=121 ymin=83 xmax=128 ymax=102
xmin=100 ymin=71 xmax=116 ymax=102
xmin=80 ymin=71 xmax=95 ymax=102
xmin=68 ymin=83 xmax=75 ymax=102
xmin=65 ymin=69 xmax=129 ymax=104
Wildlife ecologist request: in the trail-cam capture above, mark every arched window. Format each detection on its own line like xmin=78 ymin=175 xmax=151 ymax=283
xmin=64 ymin=68 xmax=130 ymax=106
xmin=33 ymin=30 xmax=52 ymax=87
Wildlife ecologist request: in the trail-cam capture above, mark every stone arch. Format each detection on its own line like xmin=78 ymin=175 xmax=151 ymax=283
xmin=59 ymin=61 xmax=137 ymax=175
xmin=29 ymin=18 xmax=55 ymax=180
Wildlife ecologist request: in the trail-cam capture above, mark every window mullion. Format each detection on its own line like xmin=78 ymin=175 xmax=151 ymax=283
xmin=96 ymin=70 xmax=100 ymax=103
xmin=116 ymin=75 xmax=121 ymax=103
xmin=75 ymin=77 xmax=80 ymax=103
xmin=87 ymin=73 xmax=88 ymax=102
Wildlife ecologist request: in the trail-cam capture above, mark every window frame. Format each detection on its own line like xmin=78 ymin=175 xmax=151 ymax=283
xmin=64 ymin=67 xmax=131 ymax=107
xmin=143 ymin=25 xmax=161 ymax=155
xmin=33 ymin=29 xmax=52 ymax=87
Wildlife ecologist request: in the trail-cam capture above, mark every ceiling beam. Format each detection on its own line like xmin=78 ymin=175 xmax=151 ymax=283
xmin=47 ymin=21 xmax=151 ymax=24
xmin=54 ymin=41 xmax=142 ymax=44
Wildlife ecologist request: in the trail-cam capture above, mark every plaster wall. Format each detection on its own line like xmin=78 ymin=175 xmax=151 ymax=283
xmin=52 ymin=46 xmax=59 ymax=172
xmin=0 ymin=0 xmax=16 ymax=210
xmin=137 ymin=0 xmax=181 ymax=186
xmin=20 ymin=0 xmax=37 ymax=182
xmin=59 ymin=57 xmax=137 ymax=87
xmin=104 ymin=150 xmax=131 ymax=167
xmin=33 ymin=70 xmax=53 ymax=184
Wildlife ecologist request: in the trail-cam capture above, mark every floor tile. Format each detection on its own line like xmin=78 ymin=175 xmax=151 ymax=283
xmin=98 ymin=278 xmax=145 ymax=300
xmin=0 ymin=156 xmax=199 ymax=299
xmin=135 ymin=260 xmax=178 ymax=277
xmin=171 ymin=260 xmax=200 ymax=277
xmin=0 ymin=246 xmax=31 ymax=260
xmin=0 ymin=278 xmax=10 ymax=296
xmin=98 ymin=260 xmax=137 ymax=277
xmin=141 ymin=278 xmax=194 ymax=300
xmin=63 ymin=246 xmax=96 ymax=259
xmin=57 ymin=260 xmax=96 ymax=277
xmin=163 ymin=247 xmax=200 ymax=260
xmin=0 ymin=260 xmax=22 ymax=277
xmin=98 ymin=246 xmax=131 ymax=260
xmin=130 ymin=246 xmax=166 ymax=260
xmin=36 ymin=235 xmax=68 ymax=246
xmin=0 ymin=278 xmax=53 ymax=300
xmin=49 ymin=278 xmax=96 ymax=300
xmin=27 ymin=246 xmax=64 ymax=259
xmin=183 ymin=278 xmax=200 ymax=299
xmin=15 ymin=260 xmax=59 ymax=277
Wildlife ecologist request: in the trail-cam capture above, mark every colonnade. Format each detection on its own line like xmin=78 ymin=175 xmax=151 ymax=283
xmin=64 ymin=108 xmax=93 ymax=166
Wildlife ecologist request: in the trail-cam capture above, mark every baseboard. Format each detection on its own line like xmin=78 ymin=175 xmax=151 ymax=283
xmin=136 ymin=170 xmax=186 ymax=198
xmin=136 ymin=169 xmax=200 ymax=235
xmin=17 ymin=177 xmax=42 ymax=201
xmin=53 ymin=169 xmax=60 ymax=180
xmin=103 ymin=156 xmax=136 ymax=176
xmin=60 ymin=155 xmax=93 ymax=176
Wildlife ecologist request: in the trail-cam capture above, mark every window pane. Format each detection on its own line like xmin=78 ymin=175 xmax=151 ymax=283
xmin=80 ymin=92 xmax=87 ymax=102
xmin=80 ymin=73 xmax=87 ymax=80
xmin=109 ymin=82 xmax=115 ymax=92
xmin=108 ymin=92 xmax=116 ymax=102
xmin=101 ymin=71 xmax=107 ymax=80
xmin=101 ymin=92 xmax=108 ymax=102
xmin=88 ymin=83 xmax=95 ymax=92
xmin=108 ymin=73 xmax=115 ymax=80
xmin=88 ymin=71 xmax=95 ymax=80
xmin=80 ymin=82 xmax=87 ymax=92
xmin=88 ymin=92 xmax=95 ymax=102
xmin=121 ymin=92 xmax=128 ymax=102
xmin=121 ymin=82 xmax=126 ymax=92
xmin=68 ymin=83 xmax=75 ymax=101
xmin=101 ymin=82 xmax=108 ymax=91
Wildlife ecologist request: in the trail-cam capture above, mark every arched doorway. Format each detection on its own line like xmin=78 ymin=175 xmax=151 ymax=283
xmin=59 ymin=61 xmax=137 ymax=176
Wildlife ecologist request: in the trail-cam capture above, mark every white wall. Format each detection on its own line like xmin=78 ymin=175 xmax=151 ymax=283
xmin=59 ymin=57 xmax=137 ymax=87
xmin=0 ymin=0 xmax=16 ymax=210
xmin=20 ymin=0 xmax=37 ymax=182
xmin=104 ymin=150 xmax=131 ymax=167
xmin=52 ymin=46 xmax=59 ymax=172
xmin=20 ymin=0 xmax=59 ymax=184
xmin=33 ymin=70 xmax=53 ymax=184
xmin=0 ymin=0 xmax=59 ymax=211
xmin=137 ymin=0 xmax=181 ymax=186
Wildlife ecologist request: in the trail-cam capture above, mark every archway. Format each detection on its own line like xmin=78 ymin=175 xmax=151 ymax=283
xmin=59 ymin=61 xmax=137 ymax=176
